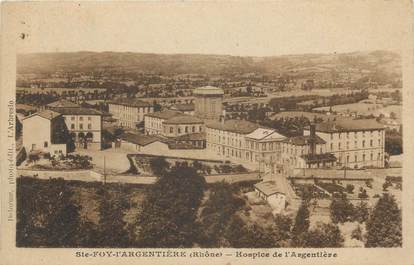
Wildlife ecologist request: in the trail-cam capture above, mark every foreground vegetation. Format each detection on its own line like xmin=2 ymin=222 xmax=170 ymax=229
xmin=17 ymin=161 xmax=401 ymax=248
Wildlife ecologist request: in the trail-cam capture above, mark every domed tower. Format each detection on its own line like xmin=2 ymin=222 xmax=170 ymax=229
xmin=193 ymin=86 xmax=224 ymax=120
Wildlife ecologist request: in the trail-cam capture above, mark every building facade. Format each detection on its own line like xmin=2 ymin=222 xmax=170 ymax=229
xmin=193 ymin=86 xmax=224 ymax=120
xmin=108 ymin=98 xmax=153 ymax=128
xmin=303 ymin=119 xmax=385 ymax=168
xmin=21 ymin=110 xmax=67 ymax=155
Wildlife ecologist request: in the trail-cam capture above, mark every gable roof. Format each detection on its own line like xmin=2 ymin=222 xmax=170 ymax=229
xmin=254 ymin=181 xmax=285 ymax=196
xmin=47 ymin=99 xmax=80 ymax=108
xmin=245 ymin=128 xmax=286 ymax=140
xmin=22 ymin=110 xmax=61 ymax=121
xmin=54 ymin=107 xmax=103 ymax=116
xmin=120 ymin=132 xmax=163 ymax=146
xmin=163 ymin=114 xmax=203 ymax=125
xmin=145 ymin=110 xmax=182 ymax=120
xmin=205 ymin=119 xmax=260 ymax=134
xmin=109 ymin=98 xmax=151 ymax=108
xmin=282 ymin=135 xmax=326 ymax=146
xmin=310 ymin=119 xmax=385 ymax=133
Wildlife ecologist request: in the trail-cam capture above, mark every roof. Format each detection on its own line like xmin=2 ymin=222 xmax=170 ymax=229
xmin=205 ymin=119 xmax=260 ymax=134
xmin=163 ymin=114 xmax=203 ymax=125
xmin=47 ymin=99 xmax=80 ymax=108
xmin=22 ymin=110 xmax=61 ymax=121
xmin=301 ymin=153 xmax=337 ymax=163
xmin=254 ymin=181 xmax=285 ymax=196
xmin=170 ymin=103 xmax=195 ymax=112
xmin=54 ymin=107 xmax=103 ymax=116
xmin=309 ymin=119 xmax=385 ymax=133
xmin=145 ymin=110 xmax=182 ymax=120
xmin=193 ymin=86 xmax=224 ymax=95
xmin=120 ymin=132 xmax=162 ymax=146
xmin=108 ymin=98 xmax=151 ymax=108
xmin=16 ymin=104 xmax=37 ymax=111
xmin=245 ymin=128 xmax=286 ymax=140
xmin=173 ymin=132 xmax=206 ymax=141
xmin=282 ymin=135 xmax=326 ymax=146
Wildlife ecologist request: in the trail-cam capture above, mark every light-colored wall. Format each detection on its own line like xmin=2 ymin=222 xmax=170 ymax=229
xmin=109 ymin=103 xmax=154 ymax=128
xmin=304 ymin=129 xmax=385 ymax=168
xmin=162 ymin=123 xmax=204 ymax=137
xmin=64 ymin=114 xmax=102 ymax=144
xmin=22 ymin=116 xmax=67 ymax=154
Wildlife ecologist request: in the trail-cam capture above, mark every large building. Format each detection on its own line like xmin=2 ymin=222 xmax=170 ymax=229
xmin=21 ymin=110 xmax=67 ymax=155
xmin=47 ymin=99 xmax=103 ymax=150
xmin=193 ymin=86 xmax=224 ymax=120
xmin=108 ymin=98 xmax=154 ymax=128
xmin=205 ymin=119 xmax=286 ymax=172
xmin=303 ymin=119 xmax=385 ymax=168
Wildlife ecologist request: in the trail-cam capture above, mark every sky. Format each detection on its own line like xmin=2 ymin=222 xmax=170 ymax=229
xmin=7 ymin=0 xmax=410 ymax=57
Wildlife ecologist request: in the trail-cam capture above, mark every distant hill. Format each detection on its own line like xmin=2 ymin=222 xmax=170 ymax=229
xmin=17 ymin=50 xmax=401 ymax=76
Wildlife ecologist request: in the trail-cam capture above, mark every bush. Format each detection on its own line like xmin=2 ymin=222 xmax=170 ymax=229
xmin=330 ymin=195 xmax=355 ymax=223
xmin=345 ymin=184 xmax=355 ymax=194
xmin=351 ymin=225 xmax=363 ymax=241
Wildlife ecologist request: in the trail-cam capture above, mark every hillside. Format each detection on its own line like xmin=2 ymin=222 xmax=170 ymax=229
xmin=17 ymin=50 xmax=401 ymax=76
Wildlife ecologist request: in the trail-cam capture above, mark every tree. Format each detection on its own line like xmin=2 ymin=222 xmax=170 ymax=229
xmin=353 ymin=201 xmax=369 ymax=223
xmin=16 ymin=116 xmax=22 ymax=139
xmin=300 ymin=223 xmax=344 ymax=248
xmin=330 ymin=194 xmax=355 ymax=223
xmin=292 ymin=201 xmax=310 ymax=245
xmin=136 ymin=164 xmax=205 ymax=247
xmin=149 ymin=157 xmax=170 ymax=176
xmin=28 ymin=153 xmax=40 ymax=164
xmin=198 ymin=182 xmax=245 ymax=247
xmin=366 ymin=193 xmax=402 ymax=247
xmin=96 ymin=185 xmax=130 ymax=247
xmin=345 ymin=184 xmax=355 ymax=194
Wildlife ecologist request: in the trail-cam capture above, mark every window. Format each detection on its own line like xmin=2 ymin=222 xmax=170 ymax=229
xmin=330 ymin=143 xmax=333 ymax=151
xmin=355 ymin=155 xmax=357 ymax=162
xmin=71 ymin=116 xmax=75 ymax=121
xmin=338 ymin=142 xmax=341 ymax=150
xmin=88 ymin=117 xmax=91 ymax=121
xmin=378 ymin=139 xmax=381 ymax=146
xmin=354 ymin=141 xmax=357 ymax=148
xmin=79 ymin=124 xmax=83 ymax=130
xmin=185 ymin=126 xmax=188 ymax=133
xmin=330 ymin=133 xmax=333 ymax=140
xmin=370 ymin=140 xmax=373 ymax=147
xmin=362 ymin=154 xmax=366 ymax=161
xmin=346 ymin=155 xmax=349 ymax=163
xmin=71 ymin=124 xmax=75 ymax=129
xmin=363 ymin=131 xmax=365 ymax=137
xmin=192 ymin=126 xmax=195 ymax=133
xmin=263 ymin=143 xmax=266 ymax=151
xmin=362 ymin=140 xmax=365 ymax=148
xmin=346 ymin=141 xmax=349 ymax=149
xmin=79 ymin=117 xmax=83 ymax=121
xmin=44 ymin=141 xmax=48 ymax=147
xmin=338 ymin=133 xmax=341 ymax=139
xmin=178 ymin=128 xmax=181 ymax=134
xmin=88 ymin=124 xmax=92 ymax=129
xmin=370 ymin=153 xmax=373 ymax=161
xmin=170 ymin=127 xmax=173 ymax=133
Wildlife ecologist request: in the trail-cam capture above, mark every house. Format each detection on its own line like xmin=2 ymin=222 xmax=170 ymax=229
xmin=21 ymin=110 xmax=67 ymax=155
xmin=108 ymin=98 xmax=154 ymax=128
xmin=303 ymin=119 xmax=385 ymax=168
xmin=116 ymin=132 xmax=169 ymax=153
xmin=254 ymin=181 xmax=286 ymax=214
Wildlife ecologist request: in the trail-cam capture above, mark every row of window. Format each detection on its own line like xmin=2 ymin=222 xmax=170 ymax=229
xmin=68 ymin=116 xmax=93 ymax=121
xmin=330 ymin=130 xmax=383 ymax=140
xmin=165 ymin=125 xmax=203 ymax=134
xmin=330 ymin=139 xmax=381 ymax=151
xmin=70 ymin=123 xmax=92 ymax=130
xmin=342 ymin=152 xmax=383 ymax=163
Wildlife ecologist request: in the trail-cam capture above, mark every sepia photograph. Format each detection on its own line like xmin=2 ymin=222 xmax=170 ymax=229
xmin=1 ymin=1 xmax=413 ymax=262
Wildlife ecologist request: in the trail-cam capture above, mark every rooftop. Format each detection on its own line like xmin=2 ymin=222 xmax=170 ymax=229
xmin=254 ymin=181 xmax=285 ymax=196
xmin=205 ymin=119 xmax=260 ymax=134
xmin=145 ymin=110 xmax=182 ymax=120
xmin=309 ymin=119 xmax=385 ymax=133
xmin=193 ymin=86 xmax=224 ymax=95
xmin=47 ymin=99 xmax=80 ymax=108
xmin=22 ymin=110 xmax=61 ymax=121
xmin=54 ymin=107 xmax=103 ymax=116
xmin=245 ymin=128 xmax=286 ymax=140
xmin=163 ymin=114 xmax=203 ymax=125
xmin=120 ymin=132 xmax=163 ymax=146
xmin=109 ymin=98 xmax=151 ymax=108
xmin=282 ymin=135 xmax=326 ymax=146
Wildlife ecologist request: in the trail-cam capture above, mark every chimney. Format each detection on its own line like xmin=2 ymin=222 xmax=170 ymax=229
xmin=309 ymin=124 xmax=316 ymax=155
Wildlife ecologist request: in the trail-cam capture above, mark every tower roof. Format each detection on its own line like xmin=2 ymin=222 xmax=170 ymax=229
xmin=193 ymin=86 xmax=224 ymax=95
